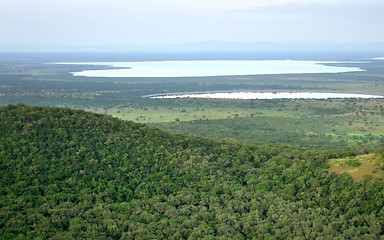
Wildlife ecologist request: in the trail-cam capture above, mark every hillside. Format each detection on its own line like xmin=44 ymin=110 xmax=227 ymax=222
xmin=1 ymin=105 xmax=384 ymax=239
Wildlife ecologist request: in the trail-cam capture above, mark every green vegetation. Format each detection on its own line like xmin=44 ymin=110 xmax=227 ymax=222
xmin=1 ymin=54 xmax=384 ymax=238
xmin=346 ymin=157 xmax=362 ymax=167
xmin=330 ymin=153 xmax=384 ymax=181
xmin=156 ymin=98 xmax=384 ymax=149
xmin=1 ymin=105 xmax=384 ymax=239
xmin=1 ymin=56 xmax=384 ymax=149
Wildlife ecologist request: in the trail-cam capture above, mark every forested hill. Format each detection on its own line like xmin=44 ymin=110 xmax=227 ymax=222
xmin=1 ymin=105 xmax=384 ymax=239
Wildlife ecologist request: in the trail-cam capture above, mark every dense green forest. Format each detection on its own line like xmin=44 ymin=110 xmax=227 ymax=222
xmin=1 ymin=105 xmax=384 ymax=239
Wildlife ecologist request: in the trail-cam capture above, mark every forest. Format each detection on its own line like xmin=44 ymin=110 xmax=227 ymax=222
xmin=1 ymin=53 xmax=384 ymax=239
xmin=1 ymin=104 xmax=384 ymax=239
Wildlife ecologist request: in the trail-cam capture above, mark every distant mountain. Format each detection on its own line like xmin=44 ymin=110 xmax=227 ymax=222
xmin=1 ymin=104 xmax=384 ymax=239
xmin=180 ymin=41 xmax=384 ymax=52
xmin=3 ymin=41 xmax=384 ymax=53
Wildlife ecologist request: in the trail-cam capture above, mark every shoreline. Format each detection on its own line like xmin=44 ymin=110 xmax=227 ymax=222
xmin=52 ymin=60 xmax=365 ymax=78
xmin=149 ymin=91 xmax=384 ymax=100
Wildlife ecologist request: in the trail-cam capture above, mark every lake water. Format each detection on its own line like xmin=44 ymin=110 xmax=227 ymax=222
xmin=151 ymin=92 xmax=383 ymax=100
xmin=56 ymin=60 xmax=364 ymax=77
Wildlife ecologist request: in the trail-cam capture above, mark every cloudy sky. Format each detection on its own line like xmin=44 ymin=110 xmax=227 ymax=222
xmin=1 ymin=0 xmax=384 ymax=50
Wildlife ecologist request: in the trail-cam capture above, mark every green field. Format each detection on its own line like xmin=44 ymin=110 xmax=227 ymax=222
xmin=154 ymin=98 xmax=384 ymax=148
xmin=1 ymin=53 xmax=384 ymax=149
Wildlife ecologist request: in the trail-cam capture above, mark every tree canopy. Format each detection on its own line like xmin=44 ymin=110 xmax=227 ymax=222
xmin=1 ymin=104 xmax=383 ymax=239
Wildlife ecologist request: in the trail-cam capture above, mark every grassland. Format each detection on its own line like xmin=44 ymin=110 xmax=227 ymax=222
xmin=154 ymin=98 xmax=384 ymax=148
xmin=329 ymin=153 xmax=384 ymax=181
xmin=1 ymin=53 xmax=384 ymax=149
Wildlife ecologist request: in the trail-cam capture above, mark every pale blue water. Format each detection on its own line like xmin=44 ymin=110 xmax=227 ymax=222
xmin=55 ymin=60 xmax=364 ymax=77
xmin=151 ymin=92 xmax=383 ymax=99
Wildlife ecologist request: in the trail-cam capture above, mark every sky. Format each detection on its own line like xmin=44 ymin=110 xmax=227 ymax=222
xmin=1 ymin=0 xmax=384 ymax=51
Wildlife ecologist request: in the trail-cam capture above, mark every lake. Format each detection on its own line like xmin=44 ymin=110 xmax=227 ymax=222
xmin=55 ymin=60 xmax=364 ymax=77
xmin=150 ymin=92 xmax=383 ymax=100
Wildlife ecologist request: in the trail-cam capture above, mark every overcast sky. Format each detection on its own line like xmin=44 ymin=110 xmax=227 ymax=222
xmin=1 ymin=0 xmax=384 ymax=51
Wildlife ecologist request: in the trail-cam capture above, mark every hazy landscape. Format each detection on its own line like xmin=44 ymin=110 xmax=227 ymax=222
xmin=56 ymin=60 xmax=364 ymax=77
xmin=2 ymin=0 xmax=384 ymax=238
xmin=1 ymin=49 xmax=384 ymax=239
xmin=1 ymin=52 xmax=384 ymax=147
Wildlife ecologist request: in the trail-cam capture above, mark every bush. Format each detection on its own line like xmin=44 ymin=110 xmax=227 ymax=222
xmin=346 ymin=157 xmax=361 ymax=167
